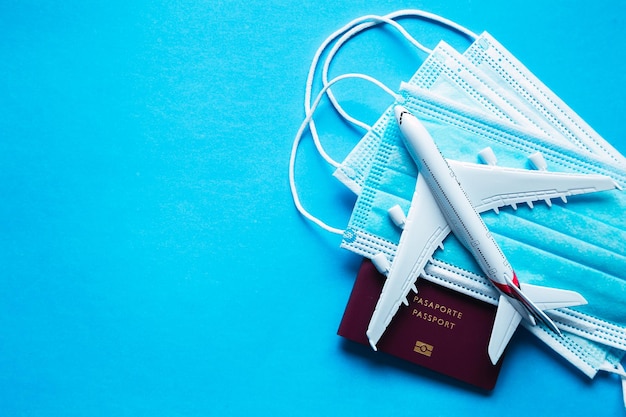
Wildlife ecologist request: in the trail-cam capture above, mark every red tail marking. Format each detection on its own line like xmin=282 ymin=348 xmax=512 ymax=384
xmin=491 ymin=272 xmax=520 ymax=296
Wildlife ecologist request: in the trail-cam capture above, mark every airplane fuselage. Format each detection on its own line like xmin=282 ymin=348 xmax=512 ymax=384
xmin=397 ymin=109 xmax=519 ymax=296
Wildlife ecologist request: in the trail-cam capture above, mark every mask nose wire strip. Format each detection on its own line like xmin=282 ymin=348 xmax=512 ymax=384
xmin=290 ymin=73 xmax=401 ymax=235
xmin=305 ymin=10 xmax=478 ymax=168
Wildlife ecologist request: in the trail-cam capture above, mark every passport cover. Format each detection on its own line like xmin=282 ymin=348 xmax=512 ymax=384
xmin=338 ymin=259 xmax=504 ymax=390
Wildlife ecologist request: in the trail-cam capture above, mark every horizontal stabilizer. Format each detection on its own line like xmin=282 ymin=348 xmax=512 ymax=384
xmin=519 ymin=283 xmax=587 ymax=310
xmin=488 ymin=282 xmax=587 ymax=364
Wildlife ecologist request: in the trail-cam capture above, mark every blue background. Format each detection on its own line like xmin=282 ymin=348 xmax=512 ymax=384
xmin=1 ymin=1 xmax=625 ymax=415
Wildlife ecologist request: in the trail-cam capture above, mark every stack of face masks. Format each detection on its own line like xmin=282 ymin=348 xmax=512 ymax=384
xmin=289 ymin=9 xmax=626 ymax=405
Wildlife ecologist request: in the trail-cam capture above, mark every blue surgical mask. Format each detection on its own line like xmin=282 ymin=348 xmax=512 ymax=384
xmin=290 ymin=9 xmax=626 ymax=401
xmin=464 ymin=32 xmax=626 ymax=167
xmin=336 ymin=34 xmax=626 ymax=194
xmin=339 ymin=86 xmax=626 ymax=379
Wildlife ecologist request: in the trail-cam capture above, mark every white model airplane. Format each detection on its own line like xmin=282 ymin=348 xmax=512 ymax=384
xmin=367 ymin=105 xmax=621 ymax=364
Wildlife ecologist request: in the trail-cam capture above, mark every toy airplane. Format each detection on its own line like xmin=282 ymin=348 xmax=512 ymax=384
xmin=367 ymin=105 xmax=621 ymax=364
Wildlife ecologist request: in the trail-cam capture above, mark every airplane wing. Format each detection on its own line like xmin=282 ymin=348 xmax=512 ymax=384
xmin=367 ymin=155 xmax=611 ymax=352
xmin=366 ymin=172 xmax=451 ymax=349
xmin=448 ymin=159 xmax=618 ymax=214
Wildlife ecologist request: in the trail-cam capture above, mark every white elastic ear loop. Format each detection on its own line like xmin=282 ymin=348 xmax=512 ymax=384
xmin=391 ymin=9 xmax=478 ymax=39
xmin=321 ymin=10 xmax=478 ymax=134
xmin=305 ymin=10 xmax=478 ymax=167
xmin=319 ymin=16 xmax=430 ymax=133
xmin=304 ymin=14 xmax=426 ymax=168
xmin=599 ymin=362 xmax=626 ymax=408
xmin=290 ymin=73 xmax=400 ymax=235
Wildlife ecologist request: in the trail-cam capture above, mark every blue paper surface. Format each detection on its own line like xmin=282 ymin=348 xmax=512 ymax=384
xmin=1 ymin=1 xmax=625 ymax=415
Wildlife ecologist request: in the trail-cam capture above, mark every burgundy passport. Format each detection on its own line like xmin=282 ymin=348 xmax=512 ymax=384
xmin=338 ymin=259 xmax=504 ymax=390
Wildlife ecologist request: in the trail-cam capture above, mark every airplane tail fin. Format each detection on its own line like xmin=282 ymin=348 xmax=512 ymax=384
xmin=487 ymin=282 xmax=587 ymax=364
